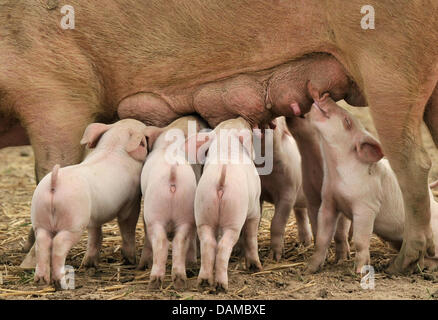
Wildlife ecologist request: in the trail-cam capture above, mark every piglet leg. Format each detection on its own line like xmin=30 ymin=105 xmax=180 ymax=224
xmin=306 ymin=203 xmax=320 ymax=242
xmin=148 ymin=224 xmax=169 ymax=290
xmin=294 ymin=207 xmax=312 ymax=246
xmin=270 ymin=199 xmax=294 ymax=261
xmin=306 ymin=201 xmax=338 ymax=274
xmin=242 ymin=217 xmax=263 ymax=272
xmin=334 ymin=215 xmax=351 ymax=263
xmin=214 ymin=228 xmax=240 ymax=292
xmin=197 ymin=225 xmax=217 ymax=289
xmin=137 ymin=219 xmax=153 ymax=270
xmin=186 ymin=233 xmax=198 ymax=267
xmin=351 ymin=209 xmax=375 ymax=273
xmin=34 ymin=229 xmax=52 ymax=285
xmin=118 ymin=204 xmax=140 ymax=265
xmin=51 ymin=230 xmax=82 ymax=290
xmin=171 ymin=224 xmax=193 ymax=290
xmin=82 ymin=227 xmax=102 ymax=268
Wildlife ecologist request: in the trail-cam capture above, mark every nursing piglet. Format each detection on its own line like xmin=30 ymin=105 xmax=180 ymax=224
xmin=306 ymin=97 xmax=438 ymax=273
xmin=287 ymin=115 xmax=352 ymax=263
xmin=192 ymin=117 xmax=262 ymax=292
xmin=260 ymin=117 xmax=312 ymax=261
xmin=31 ymin=119 xmax=149 ymax=288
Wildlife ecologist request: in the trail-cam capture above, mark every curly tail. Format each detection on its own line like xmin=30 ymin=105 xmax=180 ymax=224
xmin=217 ymin=164 xmax=227 ymax=199
xmin=50 ymin=164 xmax=60 ymax=193
xmin=170 ymin=164 xmax=177 ymax=193
xmin=430 ymin=180 xmax=438 ymax=189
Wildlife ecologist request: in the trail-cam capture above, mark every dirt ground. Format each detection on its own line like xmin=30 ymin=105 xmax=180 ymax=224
xmin=1 ymin=102 xmax=438 ymax=300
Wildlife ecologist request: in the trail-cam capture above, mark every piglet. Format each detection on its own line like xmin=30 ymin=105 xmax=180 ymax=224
xmin=137 ymin=115 xmax=207 ymax=290
xmin=306 ymin=97 xmax=438 ymax=273
xmin=191 ymin=117 xmax=263 ymax=292
xmin=287 ymin=115 xmax=352 ymax=263
xmin=31 ymin=119 xmax=150 ymax=289
xmin=259 ymin=117 xmax=312 ymax=261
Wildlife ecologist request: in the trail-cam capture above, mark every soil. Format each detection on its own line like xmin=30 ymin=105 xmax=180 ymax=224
xmin=0 ymin=102 xmax=438 ymax=300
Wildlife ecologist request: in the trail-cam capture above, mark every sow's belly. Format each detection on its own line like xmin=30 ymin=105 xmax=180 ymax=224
xmin=117 ymin=53 xmax=366 ymax=128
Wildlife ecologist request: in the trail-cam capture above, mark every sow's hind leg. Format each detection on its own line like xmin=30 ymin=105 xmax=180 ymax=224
xmin=363 ymin=67 xmax=436 ymax=274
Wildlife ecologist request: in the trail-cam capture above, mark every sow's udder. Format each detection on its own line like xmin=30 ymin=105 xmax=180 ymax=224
xmin=117 ymin=53 xmax=364 ymax=128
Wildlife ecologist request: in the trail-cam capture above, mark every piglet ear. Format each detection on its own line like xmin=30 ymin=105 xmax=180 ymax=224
xmin=355 ymin=133 xmax=384 ymax=164
xmin=185 ymin=132 xmax=212 ymax=164
xmin=144 ymin=126 xmax=165 ymax=152
xmin=80 ymin=123 xmax=111 ymax=148
xmin=126 ymin=130 xmax=147 ymax=162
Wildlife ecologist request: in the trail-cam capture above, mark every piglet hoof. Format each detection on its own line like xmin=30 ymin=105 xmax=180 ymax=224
xmin=53 ymin=279 xmax=64 ymax=291
xmin=246 ymin=261 xmax=263 ymax=273
xmin=304 ymin=261 xmax=322 ymax=274
xmin=215 ymin=282 xmax=228 ymax=293
xmin=82 ymin=255 xmax=99 ymax=269
xmin=269 ymin=249 xmax=282 ymax=262
xmin=354 ymin=261 xmax=369 ymax=274
xmin=148 ymin=275 xmax=163 ymax=291
xmin=335 ymin=252 xmax=350 ymax=265
xmin=34 ymin=274 xmax=50 ymax=286
xmin=121 ymin=251 xmax=136 ymax=265
xmin=355 ymin=266 xmax=365 ymax=274
xmin=172 ymin=274 xmax=187 ymax=291
xmin=197 ymin=277 xmax=214 ymax=291
xmin=136 ymin=255 xmax=152 ymax=270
